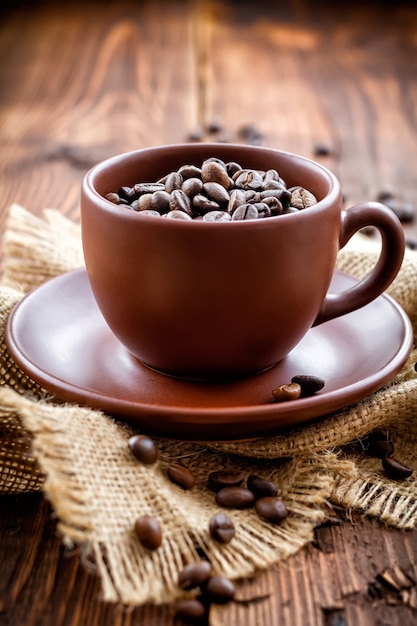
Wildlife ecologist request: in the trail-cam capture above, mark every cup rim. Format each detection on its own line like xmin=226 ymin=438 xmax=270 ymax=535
xmin=82 ymin=143 xmax=341 ymax=226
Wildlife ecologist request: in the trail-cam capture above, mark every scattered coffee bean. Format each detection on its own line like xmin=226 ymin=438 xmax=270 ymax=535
xmin=174 ymin=598 xmax=207 ymax=620
xmin=128 ymin=434 xmax=158 ymax=465
xmin=106 ymin=158 xmax=318 ymax=221
xmin=406 ymin=237 xmax=417 ymax=250
xmin=204 ymin=575 xmax=236 ymax=604
xmin=247 ymin=475 xmax=278 ymax=499
xmin=208 ymin=470 xmax=244 ymax=492
xmin=382 ymin=456 xmax=413 ymax=480
xmin=215 ymin=486 xmax=255 ymax=509
xmin=365 ymin=430 xmax=394 ymax=459
xmin=313 ymin=143 xmax=333 ymax=157
xmin=209 ymin=512 xmax=236 ymax=544
xmin=290 ymin=374 xmax=325 ymax=397
xmin=272 ymin=382 xmax=301 ymax=402
xmin=255 ymin=497 xmax=289 ymax=524
xmin=134 ymin=514 xmax=162 ymax=550
xmin=167 ymin=463 xmax=196 ymax=490
xmin=178 ymin=560 xmax=212 ymax=591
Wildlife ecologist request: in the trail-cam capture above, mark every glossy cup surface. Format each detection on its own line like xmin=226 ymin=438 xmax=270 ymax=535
xmin=81 ymin=143 xmax=404 ymax=379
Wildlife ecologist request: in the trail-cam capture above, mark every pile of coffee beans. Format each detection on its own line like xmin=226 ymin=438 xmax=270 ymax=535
xmin=105 ymin=157 xmax=318 ymax=221
xmin=272 ymin=374 xmax=325 ymax=402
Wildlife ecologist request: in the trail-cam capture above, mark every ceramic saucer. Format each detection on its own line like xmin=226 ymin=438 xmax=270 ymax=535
xmin=5 ymin=269 xmax=413 ymax=441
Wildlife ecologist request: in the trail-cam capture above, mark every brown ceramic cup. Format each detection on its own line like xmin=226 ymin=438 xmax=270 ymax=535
xmin=80 ymin=143 xmax=405 ymax=379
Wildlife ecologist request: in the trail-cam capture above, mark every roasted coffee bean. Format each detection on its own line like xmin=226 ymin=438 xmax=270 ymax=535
xmin=272 ymin=383 xmax=301 ymax=402
xmin=201 ymin=160 xmax=230 ymax=188
xmin=137 ymin=209 xmax=161 ymax=217
xmin=151 ymin=190 xmax=170 ymax=213
xmin=128 ymin=434 xmax=158 ymax=465
xmin=215 ymin=486 xmax=255 ymax=509
xmin=208 ymin=470 xmax=245 ymax=492
xmin=174 ymin=598 xmax=207 ymax=620
xmin=134 ymin=515 xmax=162 ymax=550
xmin=203 ymin=181 xmax=230 ymax=205
xmin=204 ymin=575 xmax=236 ymax=604
xmin=119 ymin=185 xmax=137 ymax=200
xmin=382 ymin=456 xmax=413 ymax=480
xmin=231 ymin=204 xmax=259 ymax=220
xmin=385 ymin=199 xmax=415 ymax=223
xmin=134 ymin=182 xmax=165 ymax=195
xmin=291 ymin=187 xmax=318 ymax=209
xmin=209 ymin=512 xmax=236 ymax=543
xmin=264 ymin=168 xmax=280 ymax=182
xmin=182 ymin=177 xmax=203 ymax=197
xmin=164 ymin=171 xmax=183 ymax=193
xmin=169 ymin=188 xmax=193 ymax=215
xmin=226 ymin=161 xmax=242 ymax=177
xmin=178 ymin=164 xmax=202 ymax=179
xmin=233 ymin=168 xmax=263 ymax=190
xmin=105 ymin=192 xmax=121 ymax=204
xmin=365 ymin=430 xmax=394 ymax=458
xmin=262 ymin=196 xmax=284 ymax=215
xmin=255 ymin=497 xmax=289 ymax=524
xmin=247 ymin=475 xmax=278 ymax=499
xmin=167 ymin=463 xmax=196 ymax=489
xmin=193 ymin=193 xmax=220 ymax=214
xmin=261 ymin=178 xmax=285 ymax=191
xmin=406 ymin=237 xmax=417 ymax=250
xmin=313 ymin=143 xmax=333 ymax=156
xmin=137 ymin=193 xmax=153 ymax=211
xmin=253 ymin=202 xmax=271 ymax=218
xmin=227 ymin=189 xmax=245 ymax=213
xmin=165 ymin=210 xmax=193 ymax=220
xmin=203 ymin=210 xmax=232 ymax=222
xmin=260 ymin=188 xmax=292 ymax=208
xmin=178 ymin=560 xmax=212 ymax=590
xmin=290 ymin=375 xmax=325 ymax=397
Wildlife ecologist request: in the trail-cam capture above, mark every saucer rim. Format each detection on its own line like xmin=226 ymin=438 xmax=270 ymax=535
xmin=5 ymin=268 xmax=414 ymax=439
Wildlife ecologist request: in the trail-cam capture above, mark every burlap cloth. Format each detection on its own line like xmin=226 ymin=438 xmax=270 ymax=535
xmin=1 ymin=203 xmax=417 ymax=607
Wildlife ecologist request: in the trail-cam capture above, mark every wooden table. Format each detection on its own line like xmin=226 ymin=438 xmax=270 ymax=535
xmin=1 ymin=1 xmax=417 ymax=624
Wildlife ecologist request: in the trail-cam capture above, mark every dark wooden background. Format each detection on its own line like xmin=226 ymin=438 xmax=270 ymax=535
xmin=1 ymin=1 xmax=417 ymax=624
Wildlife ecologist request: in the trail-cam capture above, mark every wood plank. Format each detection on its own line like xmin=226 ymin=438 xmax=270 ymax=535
xmin=0 ymin=0 xmax=199 ymax=222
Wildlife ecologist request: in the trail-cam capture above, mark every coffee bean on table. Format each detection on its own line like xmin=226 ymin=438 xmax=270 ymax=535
xmin=209 ymin=512 xmax=236 ymax=544
xmin=128 ymin=434 xmax=158 ymax=465
xmin=272 ymin=383 xmax=301 ymax=402
xmin=382 ymin=456 xmax=413 ymax=480
xmin=255 ymin=497 xmax=289 ymax=524
xmin=215 ymin=486 xmax=255 ymax=509
xmin=247 ymin=475 xmax=278 ymax=499
xmin=204 ymin=575 xmax=236 ymax=604
xmin=290 ymin=375 xmax=325 ymax=397
xmin=174 ymin=598 xmax=207 ymax=620
xmin=208 ymin=470 xmax=244 ymax=492
xmin=134 ymin=514 xmax=162 ymax=550
xmin=178 ymin=560 xmax=212 ymax=590
xmin=167 ymin=463 xmax=196 ymax=490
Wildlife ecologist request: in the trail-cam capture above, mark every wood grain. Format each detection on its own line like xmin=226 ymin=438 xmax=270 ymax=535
xmin=1 ymin=1 xmax=417 ymax=624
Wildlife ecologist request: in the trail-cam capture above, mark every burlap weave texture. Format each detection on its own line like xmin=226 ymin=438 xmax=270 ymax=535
xmin=1 ymin=204 xmax=416 ymax=606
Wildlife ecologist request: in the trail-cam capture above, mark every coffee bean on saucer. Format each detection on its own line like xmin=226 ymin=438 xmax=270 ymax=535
xmin=290 ymin=375 xmax=325 ymax=397
xmin=215 ymin=486 xmax=255 ymax=509
xmin=247 ymin=475 xmax=278 ymax=499
xmin=382 ymin=456 xmax=413 ymax=480
xmin=204 ymin=575 xmax=236 ymax=604
xmin=209 ymin=512 xmax=236 ymax=544
xmin=178 ymin=560 xmax=212 ymax=591
xmin=167 ymin=463 xmax=196 ymax=490
xmin=174 ymin=598 xmax=207 ymax=620
xmin=208 ymin=470 xmax=244 ymax=492
xmin=134 ymin=514 xmax=162 ymax=550
xmin=272 ymin=382 xmax=301 ymax=402
xmin=255 ymin=497 xmax=289 ymax=524
xmin=128 ymin=434 xmax=158 ymax=465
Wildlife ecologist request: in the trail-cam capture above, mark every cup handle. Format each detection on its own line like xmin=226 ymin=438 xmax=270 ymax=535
xmin=314 ymin=202 xmax=405 ymax=326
